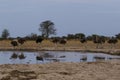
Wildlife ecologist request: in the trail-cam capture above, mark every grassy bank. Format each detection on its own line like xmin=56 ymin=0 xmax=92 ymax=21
xmin=0 ymin=40 xmax=120 ymax=55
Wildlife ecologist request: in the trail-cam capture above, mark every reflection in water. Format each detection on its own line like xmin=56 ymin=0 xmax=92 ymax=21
xmin=18 ymin=53 xmax=26 ymax=60
xmin=108 ymin=57 xmax=120 ymax=60
xmin=10 ymin=52 xmax=18 ymax=59
xmin=0 ymin=51 xmax=119 ymax=64
xmin=80 ymin=55 xmax=87 ymax=62
xmin=59 ymin=55 xmax=66 ymax=58
xmin=43 ymin=53 xmax=54 ymax=58
xmin=10 ymin=52 xmax=26 ymax=60
xmin=36 ymin=56 xmax=43 ymax=61
xmin=93 ymin=56 xmax=105 ymax=61
xmin=45 ymin=58 xmax=60 ymax=62
xmin=10 ymin=52 xmax=26 ymax=64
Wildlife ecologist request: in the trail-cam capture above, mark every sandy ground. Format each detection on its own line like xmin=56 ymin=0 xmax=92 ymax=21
xmin=0 ymin=60 xmax=120 ymax=80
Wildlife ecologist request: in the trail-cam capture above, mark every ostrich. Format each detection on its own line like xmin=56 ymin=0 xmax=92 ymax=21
xmin=11 ymin=40 xmax=18 ymax=49
xmin=80 ymin=38 xmax=87 ymax=49
xmin=36 ymin=37 xmax=44 ymax=49
xmin=93 ymin=36 xmax=105 ymax=49
xmin=52 ymin=38 xmax=59 ymax=49
xmin=59 ymin=39 xmax=67 ymax=50
xmin=18 ymin=38 xmax=25 ymax=45
xmin=18 ymin=38 xmax=26 ymax=49
xmin=107 ymin=37 xmax=118 ymax=49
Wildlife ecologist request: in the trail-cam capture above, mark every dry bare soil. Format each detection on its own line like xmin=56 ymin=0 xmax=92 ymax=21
xmin=0 ymin=60 xmax=120 ymax=80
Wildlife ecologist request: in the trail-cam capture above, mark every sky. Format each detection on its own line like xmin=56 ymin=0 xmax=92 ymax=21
xmin=0 ymin=0 xmax=120 ymax=37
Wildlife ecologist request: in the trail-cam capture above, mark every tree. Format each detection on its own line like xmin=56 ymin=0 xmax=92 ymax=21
xmin=67 ymin=34 xmax=75 ymax=40
xmin=75 ymin=33 xmax=85 ymax=39
xmin=39 ymin=20 xmax=56 ymax=38
xmin=1 ymin=29 xmax=10 ymax=39
xmin=115 ymin=33 xmax=120 ymax=40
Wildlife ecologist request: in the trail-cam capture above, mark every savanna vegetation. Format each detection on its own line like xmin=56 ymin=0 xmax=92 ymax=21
xmin=0 ymin=20 xmax=120 ymax=55
xmin=0 ymin=21 xmax=120 ymax=80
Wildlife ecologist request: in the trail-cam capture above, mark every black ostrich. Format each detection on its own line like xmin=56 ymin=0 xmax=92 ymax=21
xmin=93 ymin=36 xmax=105 ymax=49
xmin=18 ymin=38 xmax=25 ymax=45
xmin=36 ymin=37 xmax=44 ymax=49
xmin=11 ymin=40 xmax=18 ymax=49
xmin=36 ymin=37 xmax=44 ymax=43
xmin=80 ymin=38 xmax=87 ymax=49
xmin=52 ymin=38 xmax=60 ymax=49
xmin=107 ymin=37 xmax=118 ymax=49
xmin=17 ymin=38 xmax=26 ymax=49
xmin=59 ymin=39 xmax=67 ymax=50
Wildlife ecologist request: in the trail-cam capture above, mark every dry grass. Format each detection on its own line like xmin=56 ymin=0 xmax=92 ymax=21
xmin=0 ymin=39 xmax=120 ymax=49
xmin=0 ymin=60 xmax=120 ymax=80
xmin=0 ymin=39 xmax=120 ymax=55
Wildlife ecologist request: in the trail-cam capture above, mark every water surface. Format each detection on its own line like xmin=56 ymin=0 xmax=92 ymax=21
xmin=0 ymin=51 xmax=120 ymax=64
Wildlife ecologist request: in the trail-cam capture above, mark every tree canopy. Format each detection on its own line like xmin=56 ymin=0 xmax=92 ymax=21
xmin=1 ymin=29 xmax=10 ymax=39
xmin=39 ymin=20 xmax=56 ymax=38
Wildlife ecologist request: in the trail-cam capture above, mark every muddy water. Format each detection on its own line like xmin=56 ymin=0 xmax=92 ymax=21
xmin=0 ymin=51 xmax=120 ymax=64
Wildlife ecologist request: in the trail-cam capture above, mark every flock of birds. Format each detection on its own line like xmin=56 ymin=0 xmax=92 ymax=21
xmin=9 ymin=37 xmax=119 ymax=63
xmin=10 ymin=37 xmax=67 ymax=62
xmin=10 ymin=36 xmax=118 ymax=49
xmin=11 ymin=37 xmax=67 ymax=48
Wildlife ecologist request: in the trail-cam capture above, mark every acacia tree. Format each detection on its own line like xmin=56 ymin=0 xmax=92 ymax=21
xmin=75 ymin=33 xmax=85 ymax=40
xmin=39 ymin=20 xmax=56 ymax=38
xmin=115 ymin=33 xmax=120 ymax=40
xmin=1 ymin=29 xmax=10 ymax=39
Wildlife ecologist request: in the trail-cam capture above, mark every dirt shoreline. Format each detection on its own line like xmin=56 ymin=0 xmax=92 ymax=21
xmin=0 ymin=47 xmax=120 ymax=80
xmin=0 ymin=60 xmax=120 ymax=80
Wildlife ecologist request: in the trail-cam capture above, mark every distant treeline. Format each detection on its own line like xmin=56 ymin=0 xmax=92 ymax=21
xmin=0 ymin=32 xmax=120 ymax=41
xmin=0 ymin=20 xmax=120 ymax=41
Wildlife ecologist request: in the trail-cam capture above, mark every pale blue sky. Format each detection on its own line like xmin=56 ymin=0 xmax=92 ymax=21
xmin=0 ymin=0 xmax=120 ymax=37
